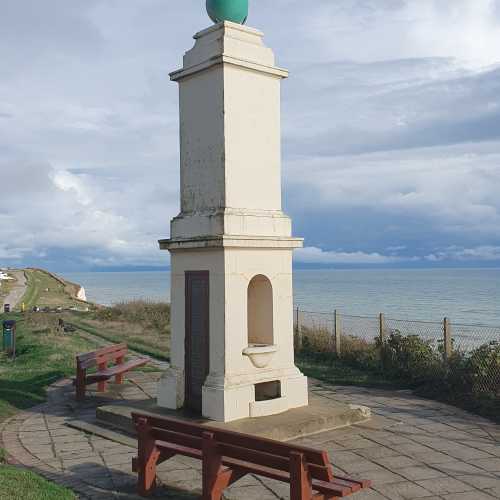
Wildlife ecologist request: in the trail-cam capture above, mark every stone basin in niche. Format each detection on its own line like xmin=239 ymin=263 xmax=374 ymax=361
xmin=242 ymin=344 xmax=278 ymax=368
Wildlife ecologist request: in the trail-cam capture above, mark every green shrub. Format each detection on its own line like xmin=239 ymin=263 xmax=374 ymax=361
xmin=94 ymin=301 xmax=170 ymax=333
xmin=341 ymin=335 xmax=380 ymax=371
xmin=466 ymin=341 xmax=500 ymax=397
xmin=24 ymin=313 xmax=63 ymax=335
xmin=299 ymin=326 xmax=333 ymax=354
xmin=296 ymin=323 xmax=499 ymax=422
xmin=297 ymin=326 xmax=380 ymax=371
xmin=380 ymin=331 xmax=443 ymax=386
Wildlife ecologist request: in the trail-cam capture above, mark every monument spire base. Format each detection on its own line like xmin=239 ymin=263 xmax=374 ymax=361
xmin=157 ymin=20 xmax=308 ymax=422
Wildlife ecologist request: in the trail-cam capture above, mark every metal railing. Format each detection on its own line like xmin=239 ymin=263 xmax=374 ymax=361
xmin=294 ymin=307 xmax=500 ymax=399
xmin=294 ymin=307 xmax=500 ymax=353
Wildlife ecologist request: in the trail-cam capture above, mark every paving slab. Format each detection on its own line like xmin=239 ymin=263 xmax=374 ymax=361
xmin=0 ymin=374 xmax=498 ymax=500
xmin=415 ymin=477 xmax=475 ymax=495
xmin=374 ymin=481 xmax=433 ymax=499
xmin=96 ymin=392 xmax=371 ymax=442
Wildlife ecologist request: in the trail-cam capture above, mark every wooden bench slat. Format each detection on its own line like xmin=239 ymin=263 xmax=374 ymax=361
xmin=134 ymin=414 xmax=371 ymax=500
xmin=156 ymin=440 xmax=202 ymax=461
xmin=77 ymin=343 xmax=127 ymax=361
xmin=132 ymin=413 xmax=327 ymax=465
xmin=79 ymin=348 xmax=128 ymax=369
xmin=84 ymin=374 xmax=112 ymax=385
xmin=152 ymin=428 xmax=202 ymax=450
xmin=218 ymin=442 xmax=290 ymax=473
xmin=155 ymin=441 xmax=354 ymax=497
xmin=153 ymin=432 xmax=332 ymax=481
xmin=75 ymin=344 xmax=149 ymax=401
xmin=220 ymin=457 xmax=353 ymax=497
xmin=334 ymin=476 xmax=372 ymax=489
xmin=216 ymin=430 xmax=327 ymax=466
xmin=330 ymin=477 xmax=361 ymax=492
xmin=314 ymin=478 xmax=359 ymax=496
xmin=100 ymin=358 xmax=149 ymax=377
xmin=220 ymin=442 xmax=333 ymax=481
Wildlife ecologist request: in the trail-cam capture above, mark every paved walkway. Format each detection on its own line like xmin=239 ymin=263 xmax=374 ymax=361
xmin=1 ymin=374 xmax=499 ymax=500
xmin=1 ymin=270 xmax=26 ymax=310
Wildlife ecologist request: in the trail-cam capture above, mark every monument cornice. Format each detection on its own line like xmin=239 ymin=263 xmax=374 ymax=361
xmin=169 ymin=54 xmax=288 ymax=82
xmin=159 ymin=235 xmax=303 ymax=251
xmin=194 ymin=21 xmax=263 ymax=40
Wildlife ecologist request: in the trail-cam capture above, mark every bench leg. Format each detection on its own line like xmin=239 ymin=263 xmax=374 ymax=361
xmin=97 ymin=380 xmax=107 ymax=392
xmin=75 ymin=368 xmax=86 ymax=401
xmin=202 ymin=431 xmax=227 ymax=500
xmin=76 ymin=384 xmax=85 ymax=401
xmin=97 ymin=361 xmax=108 ymax=392
xmin=115 ymin=356 xmax=125 ymax=384
xmin=290 ymin=452 xmax=313 ymax=500
xmin=136 ymin=418 xmax=160 ymax=496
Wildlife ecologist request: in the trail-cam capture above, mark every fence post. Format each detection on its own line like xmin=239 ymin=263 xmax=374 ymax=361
xmin=295 ymin=306 xmax=302 ymax=351
xmin=379 ymin=313 xmax=386 ymax=344
xmin=333 ymin=309 xmax=341 ymax=355
xmin=443 ymin=317 xmax=452 ymax=360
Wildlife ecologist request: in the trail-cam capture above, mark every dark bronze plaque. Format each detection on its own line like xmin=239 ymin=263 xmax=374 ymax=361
xmin=185 ymin=271 xmax=210 ymax=412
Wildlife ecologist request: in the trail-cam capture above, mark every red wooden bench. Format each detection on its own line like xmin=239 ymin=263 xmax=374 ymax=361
xmin=74 ymin=343 xmax=149 ymax=401
xmin=132 ymin=413 xmax=371 ymax=500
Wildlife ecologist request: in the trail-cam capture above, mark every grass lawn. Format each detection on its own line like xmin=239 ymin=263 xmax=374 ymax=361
xmin=0 ymin=312 xmax=104 ymax=499
xmin=0 ymin=466 xmax=75 ymax=500
xmin=20 ymin=269 xmax=84 ymax=310
xmin=66 ymin=316 xmax=169 ymax=361
xmin=0 ymin=310 xmax=161 ymax=497
xmin=0 ymin=313 xmax=101 ymax=422
xmin=296 ymin=353 xmax=406 ymax=390
xmin=64 ymin=301 xmax=171 ymax=361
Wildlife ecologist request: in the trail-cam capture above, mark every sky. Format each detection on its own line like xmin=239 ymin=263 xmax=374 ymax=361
xmin=1 ymin=0 xmax=500 ymax=271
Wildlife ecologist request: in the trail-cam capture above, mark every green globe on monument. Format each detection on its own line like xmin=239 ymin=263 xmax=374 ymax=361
xmin=206 ymin=0 xmax=248 ymax=24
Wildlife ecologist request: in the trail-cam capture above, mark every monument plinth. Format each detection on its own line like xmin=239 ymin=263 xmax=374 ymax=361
xmin=157 ymin=20 xmax=308 ymax=422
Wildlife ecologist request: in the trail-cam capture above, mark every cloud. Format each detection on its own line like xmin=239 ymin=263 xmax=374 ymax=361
xmin=288 ymin=0 xmax=500 ymax=68
xmin=286 ymin=141 xmax=500 ymax=239
xmin=1 ymin=0 xmax=500 ymax=270
xmin=0 ymin=159 xmax=176 ymax=268
xmin=294 ymin=246 xmax=415 ymax=265
xmin=426 ymin=246 xmax=500 ymax=262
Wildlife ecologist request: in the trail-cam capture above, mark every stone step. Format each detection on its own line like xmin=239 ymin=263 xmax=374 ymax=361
xmin=95 ymin=393 xmax=371 ymax=442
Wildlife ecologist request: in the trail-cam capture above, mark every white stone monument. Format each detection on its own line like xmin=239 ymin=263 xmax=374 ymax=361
xmin=157 ymin=17 xmax=308 ymax=422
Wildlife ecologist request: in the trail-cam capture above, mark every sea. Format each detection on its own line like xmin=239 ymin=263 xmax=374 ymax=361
xmin=65 ymin=268 xmax=500 ymax=327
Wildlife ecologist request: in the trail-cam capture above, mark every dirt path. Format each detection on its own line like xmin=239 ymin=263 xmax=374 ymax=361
xmin=1 ymin=270 xmax=27 ymax=311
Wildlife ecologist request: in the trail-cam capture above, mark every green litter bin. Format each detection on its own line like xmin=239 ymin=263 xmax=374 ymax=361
xmin=3 ymin=320 xmax=16 ymax=357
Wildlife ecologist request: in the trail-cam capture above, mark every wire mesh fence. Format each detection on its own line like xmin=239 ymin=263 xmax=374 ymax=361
xmin=294 ymin=307 xmax=500 ymax=401
xmin=295 ymin=308 xmax=500 ymax=352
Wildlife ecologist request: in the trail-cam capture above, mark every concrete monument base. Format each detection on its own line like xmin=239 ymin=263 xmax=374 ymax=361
xmin=96 ymin=391 xmax=371 ymax=442
xmin=158 ymin=365 xmax=308 ymax=422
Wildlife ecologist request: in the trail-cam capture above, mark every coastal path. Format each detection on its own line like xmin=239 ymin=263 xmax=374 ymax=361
xmin=1 ymin=375 xmax=499 ymax=500
xmin=0 ymin=270 xmax=27 ymax=311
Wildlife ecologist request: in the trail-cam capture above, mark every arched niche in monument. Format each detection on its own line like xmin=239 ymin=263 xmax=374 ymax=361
xmin=247 ymin=274 xmax=274 ymax=347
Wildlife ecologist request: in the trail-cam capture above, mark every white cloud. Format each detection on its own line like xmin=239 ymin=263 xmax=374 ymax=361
xmin=426 ymin=246 xmax=500 ymax=262
xmin=0 ymin=159 xmax=177 ymax=267
xmin=1 ymin=1 xmax=499 ymax=269
xmin=300 ymin=0 xmax=500 ymax=68
xmin=294 ymin=246 xmax=414 ymax=265
xmin=286 ymin=141 xmax=500 ymax=240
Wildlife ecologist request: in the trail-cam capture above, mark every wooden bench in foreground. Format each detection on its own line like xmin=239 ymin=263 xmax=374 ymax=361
xmin=132 ymin=413 xmax=371 ymax=500
xmin=75 ymin=343 xmax=149 ymax=401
